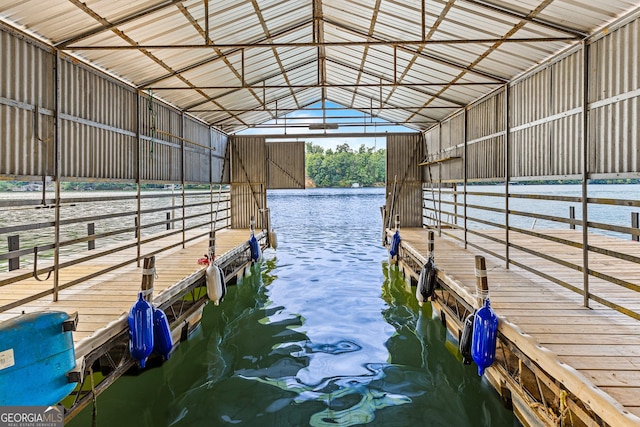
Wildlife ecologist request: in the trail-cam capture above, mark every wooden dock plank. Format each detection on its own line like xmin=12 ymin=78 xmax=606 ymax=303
xmin=396 ymin=227 xmax=640 ymax=426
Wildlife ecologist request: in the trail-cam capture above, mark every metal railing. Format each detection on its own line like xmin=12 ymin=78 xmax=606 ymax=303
xmin=0 ymin=186 xmax=230 ymax=311
xmin=422 ymin=183 xmax=640 ymax=320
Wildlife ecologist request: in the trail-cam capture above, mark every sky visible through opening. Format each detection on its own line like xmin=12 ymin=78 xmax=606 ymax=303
xmin=237 ymin=101 xmax=414 ymax=150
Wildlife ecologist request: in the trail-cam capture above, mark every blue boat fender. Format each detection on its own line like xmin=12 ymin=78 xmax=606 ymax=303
xmin=249 ymin=234 xmax=261 ymax=262
xmin=389 ymin=230 xmax=401 ymax=261
xmin=471 ymin=299 xmax=499 ymax=376
xmin=152 ymin=306 xmax=173 ymax=360
xmin=128 ymin=292 xmax=154 ymax=368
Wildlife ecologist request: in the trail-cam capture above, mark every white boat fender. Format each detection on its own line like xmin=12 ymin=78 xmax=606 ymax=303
xmin=269 ymin=230 xmax=278 ymax=250
xmin=415 ymin=257 xmax=437 ymax=306
xmin=205 ymin=258 xmax=226 ymax=305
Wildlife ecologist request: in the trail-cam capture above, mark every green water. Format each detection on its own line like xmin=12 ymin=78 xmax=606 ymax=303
xmin=68 ymin=188 xmax=518 ymax=427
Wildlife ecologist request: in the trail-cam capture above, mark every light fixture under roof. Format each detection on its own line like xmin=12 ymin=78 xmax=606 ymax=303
xmin=308 ymin=123 xmax=339 ymax=130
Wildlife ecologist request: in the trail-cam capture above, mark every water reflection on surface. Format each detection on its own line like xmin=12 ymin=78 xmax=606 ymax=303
xmin=68 ymin=188 xmax=518 ymax=427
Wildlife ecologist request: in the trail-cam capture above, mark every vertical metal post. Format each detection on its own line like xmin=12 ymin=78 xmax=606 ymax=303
xmin=134 ymin=217 xmax=139 ymax=238
xmin=53 ymin=49 xmax=61 ymax=302
xmin=463 ymin=109 xmax=468 ymax=249
xmin=421 ymin=0 xmax=426 ymax=42
xmin=504 ymin=83 xmax=510 ymax=269
xmin=204 ymin=0 xmax=210 ymax=45
xmin=632 ymin=212 xmax=639 ymax=242
xmin=8 ymin=236 xmax=19 ymax=271
xmin=581 ymin=40 xmax=590 ymax=308
xmin=87 ymin=223 xmax=95 ymax=250
xmin=437 ymin=123 xmax=442 ymax=236
xmin=209 ymin=128 xmax=214 ymax=231
xmin=166 ymin=212 xmax=171 ymax=230
xmin=569 ymin=206 xmax=576 ymax=230
xmin=136 ymin=91 xmax=142 ymax=266
xmin=453 ymin=183 xmax=457 ymax=226
xmin=181 ymin=113 xmax=186 ymax=248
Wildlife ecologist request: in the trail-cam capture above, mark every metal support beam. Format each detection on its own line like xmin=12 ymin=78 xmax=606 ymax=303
xmin=504 ymin=83 xmax=510 ymax=269
xmin=53 ymin=49 xmax=61 ymax=302
xmin=438 ymin=123 xmax=442 ymax=236
xmin=581 ymin=40 xmax=590 ymax=308
xmin=421 ymin=0 xmax=426 ymax=41
xmin=148 ymin=82 xmax=497 ymax=90
xmin=204 ymin=0 xmax=210 ymax=45
xmin=463 ymin=109 xmax=468 ymax=249
xmin=136 ymin=92 xmax=142 ymax=266
xmin=65 ymin=37 xmax=579 ymax=50
xmin=181 ymin=113 xmax=186 ymax=249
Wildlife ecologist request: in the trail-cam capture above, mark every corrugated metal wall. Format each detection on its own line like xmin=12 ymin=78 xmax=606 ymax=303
xmin=59 ymin=58 xmax=137 ymax=180
xmin=439 ymin=112 xmax=466 ymax=182
xmin=467 ymin=91 xmax=506 ymax=181
xmin=267 ymin=141 xmax=305 ymax=189
xmin=590 ymin=19 xmax=640 ymax=176
xmin=211 ymin=130 xmax=229 ymax=184
xmin=230 ymin=136 xmax=267 ymax=229
xmin=0 ymin=29 xmax=54 ymax=179
xmin=0 ymin=25 xmax=227 ymax=184
xmin=427 ymin=14 xmax=640 ymax=182
xmin=386 ymin=133 xmax=423 ymax=228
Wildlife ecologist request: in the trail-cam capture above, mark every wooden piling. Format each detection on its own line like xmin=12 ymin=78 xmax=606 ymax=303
xmin=141 ymin=256 xmax=156 ymax=301
xmin=474 ymin=255 xmax=488 ymax=307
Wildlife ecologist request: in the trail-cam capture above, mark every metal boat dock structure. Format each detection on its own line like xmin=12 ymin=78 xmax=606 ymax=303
xmin=2 ymin=1 xmax=640 ymax=425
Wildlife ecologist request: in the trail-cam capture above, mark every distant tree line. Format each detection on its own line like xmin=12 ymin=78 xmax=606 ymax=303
xmin=305 ymin=142 xmax=386 ymax=188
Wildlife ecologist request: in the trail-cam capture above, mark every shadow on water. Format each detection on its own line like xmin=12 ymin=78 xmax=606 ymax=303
xmin=68 ymin=189 xmax=519 ymax=427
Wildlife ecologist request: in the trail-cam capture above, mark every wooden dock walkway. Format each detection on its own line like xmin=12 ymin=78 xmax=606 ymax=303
xmin=0 ymin=228 xmax=262 ymax=353
xmin=393 ymin=227 xmax=640 ymax=427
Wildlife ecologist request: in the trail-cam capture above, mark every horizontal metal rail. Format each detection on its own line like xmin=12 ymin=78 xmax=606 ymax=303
xmin=0 ymin=190 xmax=232 ymax=305
xmin=422 ymin=184 xmax=640 ymax=319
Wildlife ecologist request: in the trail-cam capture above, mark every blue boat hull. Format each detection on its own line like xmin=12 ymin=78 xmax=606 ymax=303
xmin=0 ymin=311 xmax=77 ymax=406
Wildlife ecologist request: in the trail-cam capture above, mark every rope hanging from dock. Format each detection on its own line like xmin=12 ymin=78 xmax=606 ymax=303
xmin=147 ymin=89 xmax=157 ymax=156
xmin=90 ymin=366 xmax=98 ymax=427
